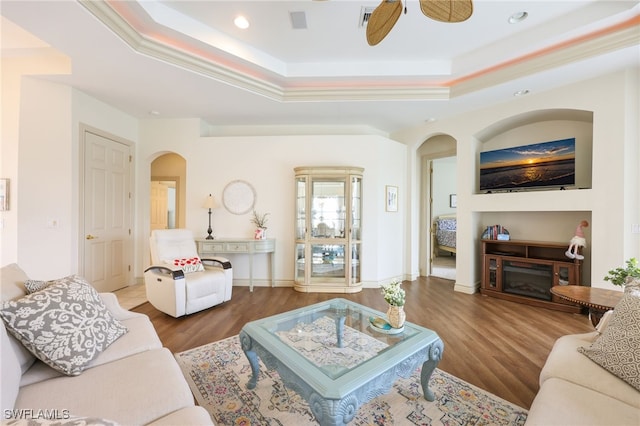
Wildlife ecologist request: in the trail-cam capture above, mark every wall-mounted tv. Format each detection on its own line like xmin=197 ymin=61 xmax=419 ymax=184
xmin=479 ymin=138 xmax=576 ymax=192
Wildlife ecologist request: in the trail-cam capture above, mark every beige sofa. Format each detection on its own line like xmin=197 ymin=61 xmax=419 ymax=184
xmin=525 ymin=300 xmax=640 ymax=425
xmin=1 ymin=263 xmax=213 ymax=425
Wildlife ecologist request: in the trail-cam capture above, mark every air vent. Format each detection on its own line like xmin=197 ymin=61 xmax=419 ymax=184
xmin=359 ymin=6 xmax=376 ymax=27
xmin=290 ymin=11 xmax=307 ymax=29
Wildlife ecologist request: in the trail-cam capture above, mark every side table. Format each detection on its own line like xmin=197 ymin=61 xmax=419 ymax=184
xmin=550 ymin=285 xmax=623 ymax=327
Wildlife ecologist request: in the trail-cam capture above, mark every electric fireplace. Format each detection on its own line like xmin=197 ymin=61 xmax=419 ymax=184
xmin=503 ymin=261 xmax=553 ymax=301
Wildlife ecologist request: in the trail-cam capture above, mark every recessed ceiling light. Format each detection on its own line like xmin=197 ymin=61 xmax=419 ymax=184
xmin=424 ymin=117 xmax=437 ymax=123
xmin=234 ymin=16 xmax=249 ymax=29
xmin=508 ymin=11 xmax=528 ymax=24
xmin=149 ymin=110 xmax=160 ymax=116
xmin=514 ymin=89 xmax=530 ymax=97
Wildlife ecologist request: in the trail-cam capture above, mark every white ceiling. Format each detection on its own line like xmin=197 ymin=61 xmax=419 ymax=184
xmin=2 ymin=0 xmax=639 ymax=135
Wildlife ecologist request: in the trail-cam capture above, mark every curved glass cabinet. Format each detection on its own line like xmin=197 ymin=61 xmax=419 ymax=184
xmin=294 ymin=166 xmax=363 ymax=293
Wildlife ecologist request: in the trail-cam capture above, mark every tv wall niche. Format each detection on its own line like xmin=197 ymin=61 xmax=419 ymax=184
xmin=479 ymin=138 xmax=575 ymax=192
xmin=475 ymin=112 xmax=593 ymax=194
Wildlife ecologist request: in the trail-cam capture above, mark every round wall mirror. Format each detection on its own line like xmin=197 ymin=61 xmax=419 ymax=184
xmin=222 ymin=180 xmax=256 ymax=215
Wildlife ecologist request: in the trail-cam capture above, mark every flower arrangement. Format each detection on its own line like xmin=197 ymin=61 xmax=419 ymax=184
xmin=604 ymin=258 xmax=640 ymax=286
xmin=250 ymin=210 xmax=270 ymax=229
xmin=381 ymin=280 xmax=405 ymax=307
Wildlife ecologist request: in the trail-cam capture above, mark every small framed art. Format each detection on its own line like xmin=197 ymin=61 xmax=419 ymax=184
xmin=0 ymin=179 xmax=8 ymax=211
xmin=386 ymin=185 xmax=398 ymax=212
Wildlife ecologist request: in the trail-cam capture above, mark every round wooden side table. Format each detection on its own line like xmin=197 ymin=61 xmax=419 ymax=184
xmin=550 ymin=285 xmax=623 ymax=327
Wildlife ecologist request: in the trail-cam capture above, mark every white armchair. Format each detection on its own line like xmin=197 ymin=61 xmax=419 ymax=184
xmin=144 ymin=229 xmax=232 ymax=317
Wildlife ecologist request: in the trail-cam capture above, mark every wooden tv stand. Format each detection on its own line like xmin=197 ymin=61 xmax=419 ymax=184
xmin=481 ymin=239 xmax=582 ymax=313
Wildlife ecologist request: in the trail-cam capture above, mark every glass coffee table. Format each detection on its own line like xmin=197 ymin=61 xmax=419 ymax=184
xmin=239 ymin=298 xmax=443 ymax=425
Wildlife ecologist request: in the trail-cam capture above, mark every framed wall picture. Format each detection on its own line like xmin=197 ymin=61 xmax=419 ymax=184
xmin=0 ymin=179 xmax=8 ymax=211
xmin=449 ymin=194 xmax=457 ymax=208
xmin=386 ymin=185 xmax=398 ymax=212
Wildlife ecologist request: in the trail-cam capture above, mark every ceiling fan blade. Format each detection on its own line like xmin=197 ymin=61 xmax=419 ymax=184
xmin=366 ymin=0 xmax=403 ymax=46
xmin=420 ymin=0 xmax=473 ymax=23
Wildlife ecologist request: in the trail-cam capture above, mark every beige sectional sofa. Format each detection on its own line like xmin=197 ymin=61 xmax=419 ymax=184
xmin=525 ymin=290 xmax=640 ymax=425
xmin=1 ymin=263 xmax=213 ymax=425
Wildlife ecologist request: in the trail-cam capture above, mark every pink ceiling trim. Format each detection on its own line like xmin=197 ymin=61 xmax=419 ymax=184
xmin=446 ymin=14 xmax=640 ymax=87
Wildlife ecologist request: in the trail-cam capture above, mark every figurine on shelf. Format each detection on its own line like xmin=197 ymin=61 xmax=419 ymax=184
xmin=565 ymin=220 xmax=589 ymax=260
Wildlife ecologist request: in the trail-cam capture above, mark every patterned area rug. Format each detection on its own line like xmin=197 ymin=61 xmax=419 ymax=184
xmin=175 ymin=336 xmax=527 ymax=425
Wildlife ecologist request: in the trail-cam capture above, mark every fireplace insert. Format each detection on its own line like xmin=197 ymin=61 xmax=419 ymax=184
xmin=503 ymin=261 xmax=553 ymax=301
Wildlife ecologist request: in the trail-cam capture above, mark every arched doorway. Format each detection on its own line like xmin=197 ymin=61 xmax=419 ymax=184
xmin=150 ymin=153 xmax=186 ymax=230
xmin=417 ymin=135 xmax=457 ymax=279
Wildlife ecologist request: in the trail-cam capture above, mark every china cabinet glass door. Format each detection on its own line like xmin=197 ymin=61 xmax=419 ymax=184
xmin=294 ymin=166 xmax=364 ymax=293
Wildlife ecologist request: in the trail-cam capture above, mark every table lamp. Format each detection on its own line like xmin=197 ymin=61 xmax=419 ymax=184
xmin=203 ymin=194 xmax=218 ymax=239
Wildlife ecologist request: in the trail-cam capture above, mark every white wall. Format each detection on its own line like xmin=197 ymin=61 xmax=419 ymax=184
xmin=136 ymin=122 xmax=407 ymax=287
xmin=432 ymin=157 xmax=457 ymax=218
xmin=2 ymin=64 xmax=137 ymax=278
xmin=0 ymin=52 xmax=70 ymax=269
xmin=4 ymin=62 xmax=637 ymax=293
xmin=16 ymin=78 xmax=73 ymax=278
xmin=395 ymin=68 xmax=640 ymax=292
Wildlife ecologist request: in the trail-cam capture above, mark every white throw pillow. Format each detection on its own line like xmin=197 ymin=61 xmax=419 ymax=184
xmin=165 ymin=256 xmax=205 ymax=274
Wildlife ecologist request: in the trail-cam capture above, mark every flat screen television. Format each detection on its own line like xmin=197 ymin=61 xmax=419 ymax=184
xmin=479 ymin=138 xmax=576 ymax=192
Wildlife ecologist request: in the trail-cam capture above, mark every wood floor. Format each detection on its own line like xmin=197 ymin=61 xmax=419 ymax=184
xmin=133 ymin=276 xmax=594 ymax=410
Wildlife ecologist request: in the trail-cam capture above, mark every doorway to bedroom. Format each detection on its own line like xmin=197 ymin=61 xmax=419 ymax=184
xmin=430 ymin=156 xmax=457 ymax=280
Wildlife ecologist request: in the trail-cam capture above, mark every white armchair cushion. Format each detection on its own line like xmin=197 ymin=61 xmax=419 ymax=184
xmin=150 ymin=229 xmax=199 ymax=264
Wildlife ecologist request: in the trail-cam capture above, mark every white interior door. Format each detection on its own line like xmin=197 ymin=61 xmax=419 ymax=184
xmin=150 ymin=181 xmax=168 ymax=231
xmin=83 ymin=129 xmax=132 ymax=292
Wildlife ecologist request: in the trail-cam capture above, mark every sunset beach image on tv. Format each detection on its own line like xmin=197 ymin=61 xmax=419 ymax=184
xmin=479 ymin=138 xmax=576 ymax=191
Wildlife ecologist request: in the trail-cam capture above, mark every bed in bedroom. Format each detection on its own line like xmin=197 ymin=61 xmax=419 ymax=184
xmin=433 ymin=215 xmax=456 ymax=255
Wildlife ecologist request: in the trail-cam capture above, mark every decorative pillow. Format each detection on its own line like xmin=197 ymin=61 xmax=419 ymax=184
xmin=24 ymin=279 xmax=50 ymax=294
xmin=0 ymin=275 xmax=128 ymax=376
xmin=578 ymin=292 xmax=640 ymax=390
xmin=4 ymin=416 xmax=120 ymax=425
xmin=166 ymin=257 xmax=205 ymax=274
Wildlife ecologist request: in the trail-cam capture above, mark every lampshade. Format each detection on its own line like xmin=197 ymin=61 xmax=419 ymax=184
xmin=203 ymin=194 xmax=218 ymax=210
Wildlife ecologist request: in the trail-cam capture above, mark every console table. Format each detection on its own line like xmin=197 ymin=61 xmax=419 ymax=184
xmin=550 ymin=285 xmax=623 ymax=326
xmin=196 ymin=238 xmax=275 ymax=292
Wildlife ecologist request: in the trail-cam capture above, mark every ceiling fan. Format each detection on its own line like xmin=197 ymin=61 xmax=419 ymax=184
xmin=366 ymin=0 xmax=473 ymax=46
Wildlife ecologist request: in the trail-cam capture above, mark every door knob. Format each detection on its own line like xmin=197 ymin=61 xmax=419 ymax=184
xmin=86 ymin=234 xmax=98 ymax=240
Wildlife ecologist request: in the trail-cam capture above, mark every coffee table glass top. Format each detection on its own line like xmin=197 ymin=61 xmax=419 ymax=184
xmin=242 ymin=298 xmax=436 ymax=380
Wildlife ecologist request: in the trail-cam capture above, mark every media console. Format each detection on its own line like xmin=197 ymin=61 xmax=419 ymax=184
xmin=481 ymin=239 xmax=582 ymax=313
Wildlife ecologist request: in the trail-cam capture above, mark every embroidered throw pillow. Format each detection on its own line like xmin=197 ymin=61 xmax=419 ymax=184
xmin=578 ymin=291 xmax=640 ymax=391
xmin=0 ymin=275 xmax=128 ymax=376
xmin=167 ymin=257 xmax=205 ymax=274
xmin=24 ymin=279 xmax=50 ymax=294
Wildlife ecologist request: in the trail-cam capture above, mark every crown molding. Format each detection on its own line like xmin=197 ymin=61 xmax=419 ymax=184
xmin=450 ymin=15 xmax=640 ymax=97
xmin=80 ymin=1 xmax=639 ymax=103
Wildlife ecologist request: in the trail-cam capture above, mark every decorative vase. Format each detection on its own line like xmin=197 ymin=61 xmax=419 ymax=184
xmin=386 ymin=304 xmax=406 ymax=328
xmin=254 ymin=228 xmax=266 ymax=240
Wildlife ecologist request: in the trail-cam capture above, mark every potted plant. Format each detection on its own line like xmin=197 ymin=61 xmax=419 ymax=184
xmin=604 ymin=258 xmax=640 ymax=287
xmin=251 ymin=210 xmax=270 ymax=239
xmin=381 ymin=280 xmax=406 ymax=328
